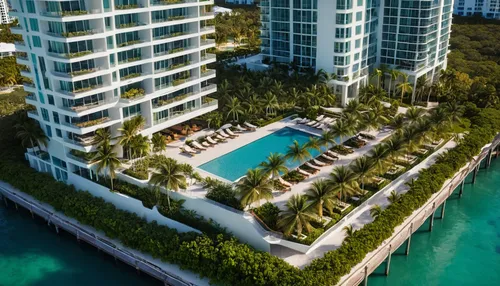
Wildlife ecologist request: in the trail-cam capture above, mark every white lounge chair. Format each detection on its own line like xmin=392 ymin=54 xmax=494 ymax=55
xmin=305 ymin=162 xmax=321 ymax=171
xmin=217 ymin=130 xmax=231 ymax=138
xmin=311 ymin=122 xmax=322 ymax=128
xmin=306 ymin=120 xmax=317 ymax=126
xmin=180 ymin=146 xmax=196 ymax=156
xmin=191 ymin=141 xmax=207 ymax=150
xmin=201 ymin=141 xmax=212 ymax=148
xmin=327 ymin=150 xmax=340 ymax=158
xmin=278 ymin=177 xmax=293 ymax=188
xmin=225 ymin=129 xmax=239 ymax=137
xmin=216 ymin=134 xmax=228 ymax=141
xmin=206 ymin=136 xmax=219 ymax=145
xmin=292 ymin=117 xmax=303 ymax=123
xmin=321 ymin=154 xmax=336 ymax=161
xmin=244 ymin=122 xmax=257 ymax=130
xmin=316 ymin=124 xmax=326 ymax=130
xmin=297 ymin=168 xmax=311 ymax=177
xmin=316 ymin=115 xmax=324 ymax=121
xmin=184 ymin=145 xmax=198 ymax=154
xmin=300 ymin=118 xmax=310 ymax=124
xmin=312 ymin=159 xmax=326 ymax=167
xmin=236 ymin=124 xmax=247 ymax=132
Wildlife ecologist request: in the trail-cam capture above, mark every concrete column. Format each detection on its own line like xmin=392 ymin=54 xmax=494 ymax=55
xmin=472 ymin=165 xmax=479 ymax=184
xmin=495 ymin=145 xmax=499 ymax=159
xmin=486 ymin=149 xmax=493 ymax=168
xmin=459 ymin=180 xmax=465 ymax=198
xmin=385 ymin=245 xmax=392 ymax=276
xmin=3 ymin=196 xmax=8 ymax=207
xmin=405 ymin=223 xmax=413 ymax=255
xmin=429 ymin=211 xmax=435 ymax=232
xmin=440 ymin=200 xmax=446 ymax=220
xmin=363 ymin=265 xmax=369 ymax=286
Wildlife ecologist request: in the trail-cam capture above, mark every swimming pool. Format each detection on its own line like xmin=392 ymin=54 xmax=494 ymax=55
xmin=199 ymin=127 xmax=337 ymax=181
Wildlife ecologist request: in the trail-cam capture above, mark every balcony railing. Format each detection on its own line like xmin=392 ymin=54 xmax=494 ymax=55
xmin=115 ymin=4 xmax=145 ymax=10
xmin=23 ymin=82 xmax=36 ymax=89
xmin=63 ymin=117 xmax=111 ymax=129
xmin=52 ymin=67 xmax=101 ymax=78
xmin=58 ymin=84 xmax=105 ymax=96
xmin=16 ymin=54 xmax=29 ymax=61
xmin=153 ymin=92 xmax=193 ymax=108
xmin=27 ymin=110 xmax=39 ymax=117
xmin=153 ymin=31 xmax=190 ymax=41
xmin=155 ymin=76 xmax=196 ymax=91
xmin=200 ymin=39 xmax=215 ymax=46
xmin=118 ymin=56 xmax=142 ymax=64
xmin=201 ymin=53 xmax=216 ymax=61
xmin=152 ymin=15 xmax=196 ymax=24
xmin=201 ymin=11 xmax=214 ymax=17
xmin=117 ymin=22 xmax=147 ymax=29
xmin=200 ymin=69 xmax=216 ymax=78
xmin=153 ymin=98 xmax=217 ymax=125
xmin=200 ymin=26 xmax=215 ymax=33
xmin=62 ymin=97 xmax=116 ymax=113
xmin=46 ymin=29 xmax=103 ymax=38
xmin=40 ymin=9 xmax=101 ymax=17
xmin=154 ymin=46 xmax=195 ymax=57
xmin=117 ymin=39 xmax=146 ymax=47
xmin=155 ymin=61 xmax=192 ymax=74
xmin=150 ymin=0 xmax=196 ymax=6
xmin=200 ymin=83 xmax=216 ymax=93
xmin=14 ymin=41 xmax=25 ymax=46
xmin=47 ymin=49 xmax=105 ymax=59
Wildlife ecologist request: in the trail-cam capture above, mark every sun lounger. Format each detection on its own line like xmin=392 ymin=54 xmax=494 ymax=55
xmin=244 ymin=122 xmax=257 ymax=130
xmin=184 ymin=145 xmax=198 ymax=153
xmin=316 ymin=123 xmax=326 ymax=129
xmin=218 ymin=130 xmax=235 ymax=139
xmin=306 ymin=120 xmax=317 ymax=126
xmin=216 ymin=134 xmax=228 ymax=141
xmin=297 ymin=168 xmax=311 ymax=177
xmin=305 ymin=162 xmax=321 ymax=171
xmin=292 ymin=117 xmax=303 ymax=123
xmin=326 ymin=150 xmax=340 ymax=159
xmin=312 ymin=159 xmax=327 ymax=167
xmin=191 ymin=141 xmax=207 ymax=150
xmin=312 ymin=122 xmax=322 ymax=128
xmin=201 ymin=141 xmax=212 ymax=148
xmin=225 ymin=129 xmax=239 ymax=137
xmin=236 ymin=124 xmax=248 ymax=132
xmin=279 ymin=177 xmax=293 ymax=188
xmin=206 ymin=136 xmax=219 ymax=145
xmin=299 ymin=118 xmax=310 ymax=124
xmin=180 ymin=147 xmax=196 ymax=156
xmin=321 ymin=154 xmax=336 ymax=161
xmin=316 ymin=115 xmax=324 ymax=121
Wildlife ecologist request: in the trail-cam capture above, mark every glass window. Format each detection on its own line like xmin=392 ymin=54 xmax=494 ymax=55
xmin=41 ymin=108 xmax=50 ymax=122
xmin=48 ymin=94 xmax=54 ymax=105
xmin=356 ymin=25 xmax=362 ymax=35
xmin=56 ymin=128 xmax=62 ymax=138
xmin=26 ymin=1 xmax=36 ymax=13
xmin=32 ymin=36 xmax=42 ymax=48
xmin=53 ymin=111 xmax=60 ymax=124
xmin=357 ymin=0 xmax=363 ymax=6
xmin=29 ymin=18 xmax=39 ymax=31
xmin=46 ymin=125 xmax=52 ymax=137
xmin=38 ymin=92 xmax=45 ymax=104
xmin=336 ymin=0 xmax=352 ymax=9
xmin=356 ymin=12 xmax=362 ymax=21
xmin=355 ymin=39 xmax=361 ymax=48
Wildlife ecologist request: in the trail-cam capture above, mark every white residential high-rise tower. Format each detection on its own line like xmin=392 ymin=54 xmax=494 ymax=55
xmin=11 ymin=0 xmax=217 ymax=183
xmin=260 ymin=0 xmax=454 ymax=104
xmin=453 ymin=0 xmax=500 ymax=19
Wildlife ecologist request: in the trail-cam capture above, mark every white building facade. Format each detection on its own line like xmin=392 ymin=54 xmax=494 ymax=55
xmin=260 ymin=0 xmax=454 ymax=104
xmin=454 ymin=0 xmax=500 ymax=19
xmin=0 ymin=0 xmax=13 ymax=24
xmin=11 ymin=0 xmax=217 ymax=183
xmin=225 ymin=0 xmax=255 ymax=5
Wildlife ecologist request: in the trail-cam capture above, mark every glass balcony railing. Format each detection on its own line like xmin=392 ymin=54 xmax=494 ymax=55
xmin=200 ymin=53 xmax=216 ymax=61
xmin=200 ymin=39 xmax=215 ymax=46
xmin=116 ymin=22 xmax=147 ymax=29
xmin=52 ymin=67 xmax=102 ymax=78
xmin=115 ymin=4 xmax=145 ymax=10
xmin=153 ymin=98 xmax=217 ymax=125
xmin=40 ymin=9 xmax=101 ymax=17
xmin=25 ymin=93 xmax=37 ymax=102
xmin=150 ymin=0 xmax=197 ymax=6
xmin=200 ymin=69 xmax=216 ymax=78
xmin=62 ymin=117 xmax=111 ymax=129
xmin=154 ymin=45 xmax=195 ymax=57
xmin=47 ymin=49 xmax=105 ymax=59
xmin=46 ymin=29 xmax=103 ymax=38
xmin=62 ymin=98 xmax=116 ymax=113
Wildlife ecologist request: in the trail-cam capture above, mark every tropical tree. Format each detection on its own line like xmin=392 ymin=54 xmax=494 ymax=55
xmin=318 ymin=130 xmax=337 ymax=149
xmin=130 ymin=135 xmax=150 ymax=161
xmin=204 ymin=111 xmax=223 ymax=129
xmin=387 ymin=190 xmax=401 ymax=203
xmin=92 ymin=128 xmax=111 ymax=146
xmin=259 ymin=153 xmax=288 ymax=179
xmin=151 ymin=133 xmax=167 ymax=153
xmin=369 ymin=144 xmax=389 ymax=173
xmin=371 ymin=68 xmax=383 ymax=89
xmin=390 ymin=114 xmax=406 ymax=134
xmin=397 ymin=74 xmax=413 ymax=103
xmin=262 ymin=91 xmax=279 ymax=116
xmin=237 ymin=168 xmax=274 ymax=207
xmin=330 ymin=119 xmax=355 ymax=145
xmin=328 ymin=165 xmax=359 ymax=202
xmin=305 ymin=179 xmax=338 ymax=219
xmin=285 ymin=140 xmax=311 ymax=165
xmin=344 ymin=100 xmax=365 ymax=119
xmin=388 ymin=69 xmax=400 ymax=98
xmin=402 ymin=126 xmax=422 ymax=156
xmin=405 ymin=107 xmax=425 ymax=124
xmin=118 ymin=116 xmax=145 ymax=159
xmin=15 ymin=120 xmax=49 ymax=150
xmin=305 ymin=136 xmax=322 ymax=152
xmin=370 ymin=205 xmax=383 ymax=219
xmin=277 ymin=194 xmax=317 ymax=237
xmin=385 ymin=135 xmax=407 ymax=162
xmin=91 ymin=143 xmax=121 ymax=191
xmin=343 ymin=224 xmax=355 ymax=237
xmin=148 ymin=159 xmax=187 ymax=208
xmin=351 ymin=156 xmax=374 ymax=191
xmin=225 ymin=97 xmax=244 ymax=122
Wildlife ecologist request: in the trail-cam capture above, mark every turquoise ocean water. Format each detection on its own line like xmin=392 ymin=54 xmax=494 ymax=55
xmin=1 ymin=158 xmax=500 ymax=286
xmin=199 ymin=127 xmax=326 ymax=181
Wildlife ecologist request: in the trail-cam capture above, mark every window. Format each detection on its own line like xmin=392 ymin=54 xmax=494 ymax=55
xmin=357 ymin=0 xmax=363 ymax=6
xmin=29 ymin=18 xmax=39 ymax=31
xmin=336 ymin=0 xmax=352 ymax=9
xmin=355 ymin=39 xmax=361 ymax=48
xmin=48 ymin=94 xmax=54 ymax=105
xmin=41 ymin=108 xmax=50 ymax=122
xmin=38 ymin=92 xmax=45 ymax=104
xmin=336 ymin=13 xmax=352 ymax=24
xmin=26 ymin=1 xmax=36 ymax=13
xmin=52 ymin=111 xmax=60 ymax=124
xmin=356 ymin=12 xmax=363 ymax=21
xmin=46 ymin=125 xmax=52 ymax=137
xmin=33 ymin=36 xmax=42 ymax=48
xmin=335 ymin=28 xmax=351 ymax=38
xmin=122 ymin=103 xmax=141 ymax=118
xmin=356 ymin=25 xmax=362 ymax=35
xmin=354 ymin=53 xmax=360 ymax=60
xmin=334 ymin=42 xmax=350 ymax=53
xmin=56 ymin=128 xmax=62 ymax=138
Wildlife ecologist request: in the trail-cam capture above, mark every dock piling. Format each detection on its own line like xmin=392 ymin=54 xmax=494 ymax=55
xmin=440 ymin=201 xmax=446 ymax=220
xmin=459 ymin=180 xmax=465 ymax=198
xmin=487 ymin=149 xmax=493 ymax=168
xmin=405 ymin=224 xmax=413 ymax=256
xmin=385 ymin=245 xmax=392 ymax=276
xmin=429 ymin=203 xmax=436 ymax=232
xmin=363 ymin=265 xmax=369 ymax=286
xmin=472 ymin=165 xmax=479 ymax=184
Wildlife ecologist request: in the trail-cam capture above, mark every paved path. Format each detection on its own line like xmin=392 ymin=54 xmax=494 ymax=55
xmin=277 ymin=140 xmax=457 ymax=268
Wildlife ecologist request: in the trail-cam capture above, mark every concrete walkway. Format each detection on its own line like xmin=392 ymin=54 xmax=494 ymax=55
xmin=276 ymin=140 xmax=457 ymax=268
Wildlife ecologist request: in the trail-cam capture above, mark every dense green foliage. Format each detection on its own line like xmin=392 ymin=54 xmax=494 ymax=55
xmin=205 ymin=181 xmax=243 ymax=210
xmin=0 ymin=21 xmax=23 ymax=43
xmin=214 ymin=8 xmax=260 ymax=49
xmin=0 ymin=88 xmax=27 ymax=116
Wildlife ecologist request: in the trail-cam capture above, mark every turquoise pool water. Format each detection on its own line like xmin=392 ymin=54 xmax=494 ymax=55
xmin=199 ymin=127 xmax=331 ymax=181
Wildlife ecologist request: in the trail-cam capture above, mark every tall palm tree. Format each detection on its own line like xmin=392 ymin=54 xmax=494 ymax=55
xmin=151 ymin=133 xmax=167 ymax=153
xmin=318 ymin=131 xmax=337 ymax=149
xmin=351 ymin=156 xmax=375 ymax=191
xmin=91 ymin=143 xmax=121 ymax=191
xmin=328 ymin=166 xmax=359 ymax=202
xmin=285 ymin=140 xmax=312 ymax=165
xmin=390 ymin=114 xmax=406 ymax=134
xmin=388 ymin=69 xmax=400 ymax=98
xmin=262 ymin=91 xmax=279 ymax=116
xmin=387 ymin=190 xmax=401 ymax=203
xmin=369 ymin=144 xmax=389 ymax=174
xmin=305 ymin=136 xmax=322 ymax=152
xmin=403 ymin=126 xmax=422 ymax=156
xmin=371 ymin=68 xmax=383 ymax=89
xmin=370 ymin=205 xmax=383 ymax=219
xmin=343 ymin=100 xmax=365 ymax=119
xmin=385 ymin=136 xmax=407 ymax=162
xmin=225 ymin=97 xmax=244 ymax=122
xmin=237 ymin=168 xmax=274 ymax=207
xmin=443 ymin=101 xmax=464 ymax=125
xmin=15 ymin=120 xmax=49 ymax=150
xmin=259 ymin=153 xmax=288 ymax=179
xmin=148 ymin=159 xmax=187 ymax=208
xmin=277 ymin=194 xmax=317 ymax=237
xmin=119 ymin=116 xmax=144 ymax=159
xmin=397 ymin=74 xmax=413 ymax=104
xmin=405 ymin=107 xmax=425 ymax=124
xmin=92 ymin=128 xmax=111 ymax=146
xmin=343 ymin=224 xmax=355 ymax=237
xmin=130 ymin=135 xmax=150 ymax=161
xmin=244 ymin=94 xmax=263 ymax=117
xmin=330 ymin=119 xmax=355 ymax=145
xmin=305 ymin=179 xmax=337 ymax=219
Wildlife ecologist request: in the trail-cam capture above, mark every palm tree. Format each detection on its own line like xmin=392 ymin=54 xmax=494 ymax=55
xmin=285 ymin=140 xmax=311 ymax=165
xmin=92 ymin=128 xmax=111 ymax=146
xmin=148 ymin=159 xmax=187 ymax=208
xmin=262 ymin=91 xmax=279 ymax=116
xmin=91 ymin=143 xmax=121 ymax=191
xmin=330 ymin=119 xmax=355 ymax=145
xmin=244 ymin=94 xmax=263 ymax=117
xmin=15 ymin=120 xmax=49 ymax=150
xmin=343 ymin=100 xmax=365 ymax=119
xmin=130 ymin=135 xmax=150 ymax=161
xmin=443 ymin=101 xmax=464 ymax=125
xmin=259 ymin=153 xmax=288 ymax=179
xmin=351 ymin=156 xmax=375 ymax=191
xmin=237 ymin=168 xmax=274 ymax=207
xmin=405 ymin=107 xmax=425 ymax=124
xmin=305 ymin=179 xmax=337 ymax=219
xmin=371 ymin=68 xmax=383 ymax=89
xmin=328 ymin=166 xmax=359 ymax=202
xmin=119 ymin=116 xmax=144 ymax=159
xmin=318 ymin=130 xmax=337 ymax=150
xmin=151 ymin=133 xmax=167 ymax=153
xmin=397 ymin=74 xmax=413 ymax=104
xmin=277 ymin=194 xmax=317 ymax=237
xmin=369 ymin=144 xmax=389 ymax=174
xmin=403 ymin=126 xmax=422 ymax=156
xmin=370 ymin=205 xmax=383 ymax=219
xmin=388 ymin=69 xmax=400 ymax=98
xmin=390 ymin=114 xmax=406 ymax=134
xmin=385 ymin=135 xmax=407 ymax=162
xmin=343 ymin=224 xmax=355 ymax=237
xmin=387 ymin=190 xmax=401 ymax=203
xmin=305 ymin=136 xmax=322 ymax=152
xmin=225 ymin=97 xmax=244 ymax=122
